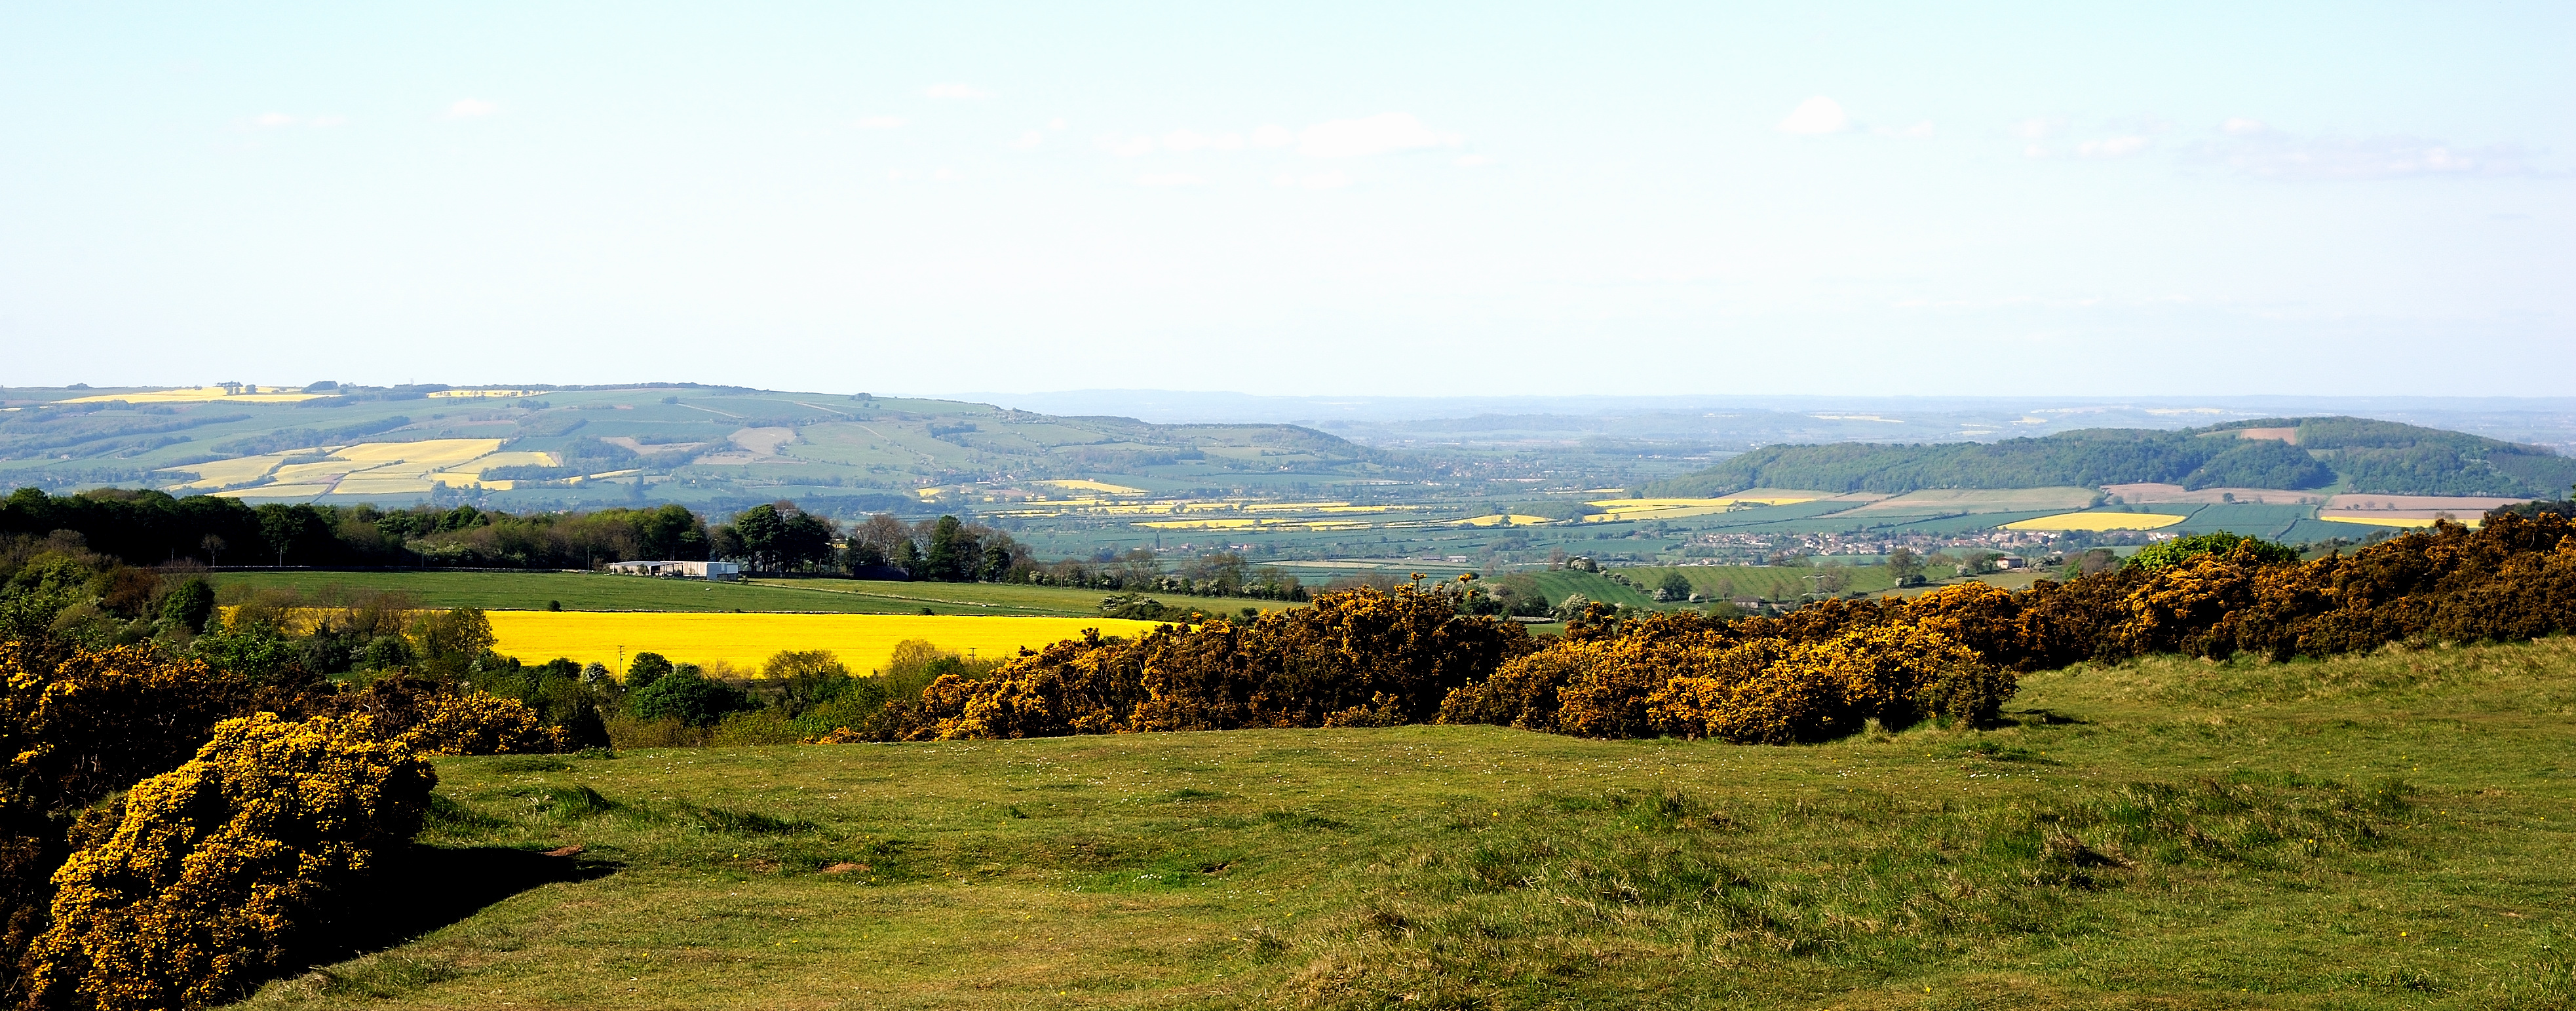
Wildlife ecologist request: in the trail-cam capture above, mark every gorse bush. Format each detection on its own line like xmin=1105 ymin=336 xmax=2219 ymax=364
xmin=874 ymin=511 xmax=2576 ymax=746
xmin=897 ymin=585 xmax=1537 ymax=740
xmin=0 ymin=633 xmax=569 ymax=1006
xmin=24 ymin=713 xmax=434 ymax=1011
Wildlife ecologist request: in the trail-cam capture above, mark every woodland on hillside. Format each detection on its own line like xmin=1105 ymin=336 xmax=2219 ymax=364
xmin=1654 ymin=416 xmax=2576 ymax=499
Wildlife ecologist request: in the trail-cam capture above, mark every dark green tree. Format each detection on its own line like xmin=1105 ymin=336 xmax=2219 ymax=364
xmin=252 ymin=504 xmax=332 ymax=567
xmin=158 ymin=578 xmax=215 ymax=633
xmin=922 ymin=516 xmax=976 ymax=582
xmin=627 ymin=664 xmax=754 ymax=727
xmin=626 ymin=651 xmax=674 ymax=690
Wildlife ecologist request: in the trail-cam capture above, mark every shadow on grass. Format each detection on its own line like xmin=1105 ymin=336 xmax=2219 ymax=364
xmin=291 ymin=844 xmax=618 ymax=974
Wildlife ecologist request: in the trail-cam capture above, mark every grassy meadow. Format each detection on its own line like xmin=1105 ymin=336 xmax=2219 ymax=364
xmin=239 ymin=636 xmax=2576 ymax=1010
xmin=208 ymin=571 xmax=1295 ymax=619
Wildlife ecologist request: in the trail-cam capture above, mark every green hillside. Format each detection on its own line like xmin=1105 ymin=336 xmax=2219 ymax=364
xmin=249 ymin=636 xmax=2576 ymax=1009
xmin=1651 ymin=416 xmax=2576 ymax=498
xmin=0 ymin=384 xmax=1392 ymax=510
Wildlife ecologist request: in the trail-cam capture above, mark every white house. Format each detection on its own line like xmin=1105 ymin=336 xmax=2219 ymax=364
xmin=605 ymin=560 xmax=742 ymax=581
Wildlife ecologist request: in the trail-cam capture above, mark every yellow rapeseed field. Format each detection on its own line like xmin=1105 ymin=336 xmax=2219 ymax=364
xmin=2320 ymin=515 xmax=2445 ymax=529
xmin=2002 ymin=512 xmax=2189 ymax=531
xmin=482 ymin=612 xmax=1168 ymax=677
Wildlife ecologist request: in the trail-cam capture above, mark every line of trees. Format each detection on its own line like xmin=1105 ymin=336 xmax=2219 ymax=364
xmin=2 ymin=486 xmax=1311 ymax=596
xmin=1 ymin=488 xmax=709 ymax=570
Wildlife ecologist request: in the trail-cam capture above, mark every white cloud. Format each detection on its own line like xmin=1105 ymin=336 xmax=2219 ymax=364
xmin=2023 ymin=144 xmax=2050 ymax=159
xmin=885 ymin=167 xmax=963 ymax=182
xmin=308 ymin=115 xmax=347 ymax=128
xmin=2077 ymin=136 xmax=2149 ymax=159
xmin=1163 ymin=128 xmax=1209 ymax=153
xmin=2200 ymin=130 xmax=2546 ymax=180
xmin=2014 ymin=117 xmax=2064 ymax=140
xmin=1273 ymin=169 xmax=1351 ymax=189
xmin=253 ymin=112 xmax=296 ymax=129
xmin=2221 ymin=117 xmax=2268 ymax=136
xmin=1135 ymin=173 xmax=1203 ymax=187
xmin=442 ymin=98 xmax=497 ymax=119
xmin=1454 ymin=153 xmax=1493 ymax=168
xmin=853 ymin=115 xmax=908 ymax=130
xmin=1048 ymin=117 xmax=1067 ymax=131
xmin=1248 ymin=124 xmax=1292 ymax=149
xmin=1208 ymin=132 xmax=1244 ymax=151
xmin=1298 ymin=113 xmax=1462 ymax=158
xmin=1775 ymin=96 xmax=1847 ymax=135
xmin=1098 ymin=134 xmax=1157 ymax=158
xmin=923 ymin=83 xmax=986 ymax=100
xmin=1008 ymin=130 xmax=1045 ymax=150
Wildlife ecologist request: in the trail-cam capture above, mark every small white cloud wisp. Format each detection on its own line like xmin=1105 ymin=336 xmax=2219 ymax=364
xmin=1776 ymin=96 xmax=1848 ymax=135
xmin=1297 ymin=113 xmax=1462 ymax=158
xmin=442 ymin=98 xmax=497 ymax=120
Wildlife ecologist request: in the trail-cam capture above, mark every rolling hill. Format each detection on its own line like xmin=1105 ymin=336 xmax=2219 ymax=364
xmin=0 ymin=383 xmax=1394 ymax=512
xmin=1649 ymin=416 xmax=2576 ymax=499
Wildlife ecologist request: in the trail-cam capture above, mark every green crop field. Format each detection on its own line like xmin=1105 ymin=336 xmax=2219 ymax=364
xmin=208 ymin=571 xmax=1297 ymax=618
xmin=243 ymin=636 xmax=2576 ymax=1009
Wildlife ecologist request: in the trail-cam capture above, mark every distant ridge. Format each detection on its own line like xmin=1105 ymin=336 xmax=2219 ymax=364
xmin=1647 ymin=417 xmax=2576 ymax=499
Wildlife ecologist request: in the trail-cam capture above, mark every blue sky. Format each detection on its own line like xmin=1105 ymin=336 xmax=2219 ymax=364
xmin=1 ymin=3 xmax=2568 ymax=396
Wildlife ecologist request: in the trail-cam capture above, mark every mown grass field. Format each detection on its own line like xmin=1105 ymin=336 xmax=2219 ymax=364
xmin=241 ymin=636 xmax=2576 ymax=1009
xmin=209 ymin=571 xmax=1295 ymax=618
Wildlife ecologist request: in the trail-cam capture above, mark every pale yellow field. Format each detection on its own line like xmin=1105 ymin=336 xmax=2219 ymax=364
xmin=1134 ymin=517 xmax=1372 ymax=531
xmin=1446 ymin=514 xmax=1556 ymax=527
xmin=212 ymin=483 xmax=334 ymax=500
xmin=162 ymin=438 xmax=520 ymax=497
xmin=1581 ymin=497 xmax=1810 ymax=523
xmin=2002 ymin=512 xmax=2189 ymax=531
xmin=1032 ymin=478 xmax=1149 ymax=495
xmin=61 ymin=385 xmax=322 ymax=404
xmin=2320 ymin=515 xmax=2446 ymax=529
xmin=482 ymin=612 xmax=1167 ymax=677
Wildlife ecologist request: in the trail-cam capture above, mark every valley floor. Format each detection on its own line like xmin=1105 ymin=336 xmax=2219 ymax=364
xmin=240 ymin=637 xmax=2576 ymax=1009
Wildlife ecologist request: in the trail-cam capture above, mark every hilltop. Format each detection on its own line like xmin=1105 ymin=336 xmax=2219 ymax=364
xmin=1651 ymin=415 xmax=2576 ymax=499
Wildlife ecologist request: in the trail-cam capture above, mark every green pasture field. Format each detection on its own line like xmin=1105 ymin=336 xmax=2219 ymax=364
xmin=1525 ymin=569 xmax=1660 ymax=609
xmin=2168 ymin=504 xmax=2322 ymax=539
xmin=1843 ymin=487 xmax=2102 ymax=514
xmin=208 ymin=571 xmax=1297 ymax=618
xmin=1619 ymin=563 xmax=1902 ymax=601
xmin=747 ymin=577 xmax=1299 ymax=618
xmin=1721 ymin=510 xmax=2066 ymax=537
xmin=245 ymin=636 xmax=2576 ymax=1009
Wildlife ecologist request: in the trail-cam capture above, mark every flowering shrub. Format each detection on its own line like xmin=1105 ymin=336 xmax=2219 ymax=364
xmin=391 ymin=691 xmax=564 ymax=756
xmin=851 ymin=512 xmax=2576 ymax=746
xmin=24 ymin=713 xmax=434 ymax=1011
xmin=301 ymin=674 xmax=564 ymax=755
